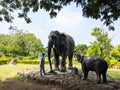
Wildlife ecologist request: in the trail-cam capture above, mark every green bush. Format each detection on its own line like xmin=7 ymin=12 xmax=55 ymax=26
xmin=109 ymin=60 xmax=117 ymax=67
xmin=18 ymin=56 xmax=37 ymax=60
xmin=0 ymin=52 xmax=3 ymax=57
xmin=26 ymin=55 xmax=38 ymax=60
xmin=17 ymin=60 xmax=39 ymax=64
xmin=0 ymin=57 xmax=51 ymax=65
xmin=109 ymin=60 xmax=120 ymax=68
xmin=0 ymin=58 xmax=11 ymax=65
xmin=18 ymin=56 xmax=24 ymax=60
xmin=117 ymin=62 xmax=120 ymax=69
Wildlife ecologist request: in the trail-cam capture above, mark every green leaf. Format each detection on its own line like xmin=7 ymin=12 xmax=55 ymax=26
xmin=0 ymin=17 xmax=3 ymax=21
xmin=18 ymin=13 xmax=24 ymax=18
xmin=33 ymin=5 xmax=39 ymax=12
xmin=25 ymin=17 xmax=31 ymax=23
xmin=23 ymin=7 xmax=29 ymax=13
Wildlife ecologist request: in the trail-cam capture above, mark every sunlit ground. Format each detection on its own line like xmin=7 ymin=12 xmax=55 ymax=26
xmin=0 ymin=64 xmax=39 ymax=81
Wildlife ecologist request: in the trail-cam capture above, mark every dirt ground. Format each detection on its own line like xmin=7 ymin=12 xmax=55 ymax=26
xmin=18 ymin=69 xmax=120 ymax=90
xmin=0 ymin=79 xmax=62 ymax=90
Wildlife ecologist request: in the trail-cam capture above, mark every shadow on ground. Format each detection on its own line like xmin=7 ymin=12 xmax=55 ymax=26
xmin=0 ymin=78 xmax=62 ymax=90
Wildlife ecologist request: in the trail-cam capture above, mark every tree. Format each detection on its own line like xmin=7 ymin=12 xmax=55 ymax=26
xmin=86 ymin=42 xmax=101 ymax=56
xmin=87 ymin=27 xmax=112 ymax=58
xmin=75 ymin=44 xmax=88 ymax=54
xmin=110 ymin=45 xmax=120 ymax=61
xmin=0 ymin=34 xmax=12 ymax=56
xmin=0 ymin=0 xmax=120 ymax=30
xmin=9 ymin=30 xmax=44 ymax=57
xmin=0 ymin=30 xmax=45 ymax=57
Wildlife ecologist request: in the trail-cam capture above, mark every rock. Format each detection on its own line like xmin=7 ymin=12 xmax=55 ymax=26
xmin=9 ymin=59 xmax=17 ymax=65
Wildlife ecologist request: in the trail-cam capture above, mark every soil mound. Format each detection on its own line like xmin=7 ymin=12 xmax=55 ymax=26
xmin=18 ymin=69 xmax=120 ymax=90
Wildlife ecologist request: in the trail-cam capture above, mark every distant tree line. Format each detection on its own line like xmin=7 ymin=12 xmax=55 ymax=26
xmin=0 ymin=30 xmax=45 ymax=59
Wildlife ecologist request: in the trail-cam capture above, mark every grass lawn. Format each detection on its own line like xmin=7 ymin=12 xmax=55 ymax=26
xmin=0 ymin=64 xmax=39 ymax=81
xmin=0 ymin=64 xmax=62 ymax=90
xmin=107 ymin=69 xmax=120 ymax=79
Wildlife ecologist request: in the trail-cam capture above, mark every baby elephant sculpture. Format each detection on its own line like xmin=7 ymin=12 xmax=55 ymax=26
xmin=75 ymin=54 xmax=108 ymax=83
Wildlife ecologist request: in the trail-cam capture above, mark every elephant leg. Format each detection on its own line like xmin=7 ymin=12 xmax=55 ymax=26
xmin=82 ymin=65 xmax=88 ymax=80
xmin=60 ymin=53 xmax=67 ymax=72
xmin=83 ymin=70 xmax=89 ymax=80
xmin=54 ymin=53 xmax=60 ymax=71
xmin=102 ymin=73 xmax=107 ymax=83
xmin=68 ymin=52 xmax=73 ymax=69
xmin=96 ymin=73 xmax=101 ymax=84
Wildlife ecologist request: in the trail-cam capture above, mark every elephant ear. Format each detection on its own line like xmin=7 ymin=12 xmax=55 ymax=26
xmin=61 ymin=33 xmax=67 ymax=38
xmin=60 ymin=33 xmax=68 ymax=46
xmin=60 ymin=33 xmax=67 ymax=41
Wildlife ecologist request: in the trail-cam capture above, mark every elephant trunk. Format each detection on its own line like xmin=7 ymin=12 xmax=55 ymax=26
xmin=48 ymin=39 xmax=53 ymax=71
xmin=48 ymin=47 xmax=52 ymax=71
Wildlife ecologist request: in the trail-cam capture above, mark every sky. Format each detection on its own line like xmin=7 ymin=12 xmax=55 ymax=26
xmin=0 ymin=3 xmax=120 ymax=47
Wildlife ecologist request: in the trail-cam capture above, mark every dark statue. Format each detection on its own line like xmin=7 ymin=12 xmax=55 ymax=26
xmin=48 ymin=30 xmax=75 ymax=72
xmin=75 ymin=54 xmax=108 ymax=83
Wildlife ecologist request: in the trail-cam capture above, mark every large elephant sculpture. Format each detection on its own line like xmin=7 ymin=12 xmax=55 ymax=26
xmin=48 ymin=30 xmax=75 ymax=72
xmin=75 ymin=54 xmax=108 ymax=83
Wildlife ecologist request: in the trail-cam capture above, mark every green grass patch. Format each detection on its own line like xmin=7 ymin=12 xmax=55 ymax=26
xmin=0 ymin=64 xmax=39 ymax=81
xmin=107 ymin=69 xmax=120 ymax=79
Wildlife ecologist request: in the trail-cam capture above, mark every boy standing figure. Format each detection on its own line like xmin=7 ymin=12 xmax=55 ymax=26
xmin=40 ymin=53 xmax=46 ymax=76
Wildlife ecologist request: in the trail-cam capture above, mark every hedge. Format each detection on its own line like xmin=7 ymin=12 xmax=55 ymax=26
xmin=0 ymin=58 xmax=11 ymax=65
xmin=0 ymin=58 xmax=52 ymax=65
xmin=17 ymin=59 xmax=52 ymax=64
xmin=0 ymin=57 xmax=120 ymax=69
xmin=109 ymin=60 xmax=120 ymax=69
xmin=0 ymin=57 xmax=77 ymax=65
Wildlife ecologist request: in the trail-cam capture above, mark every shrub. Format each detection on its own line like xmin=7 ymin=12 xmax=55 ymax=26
xmin=18 ymin=56 xmax=37 ymax=60
xmin=0 ymin=57 xmax=79 ymax=65
xmin=17 ymin=60 xmax=39 ymax=64
xmin=18 ymin=56 xmax=24 ymax=60
xmin=117 ymin=62 xmax=120 ymax=69
xmin=0 ymin=52 xmax=3 ymax=57
xmin=109 ymin=60 xmax=117 ymax=68
xmin=0 ymin=58 xmax=11 ymax=65
xmin=109 ymin=60 xmax=120 ymax=69
xmin=27 ymin=55 xmax=38 ymax=60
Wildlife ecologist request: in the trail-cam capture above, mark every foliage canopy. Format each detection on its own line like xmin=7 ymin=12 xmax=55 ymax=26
xmin=0 ymin=0 xmax=120 ymax=30
xmin=0 ymin=30 xmax=44 ymax=58
xmin=75 ymin=44 xmax=88 ymax=54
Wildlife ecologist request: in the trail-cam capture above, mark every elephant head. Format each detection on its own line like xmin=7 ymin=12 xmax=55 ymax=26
xmin=48 ymin=31 xmax=67 ymax=47
xmin=75 ymin=54 xmax=84 ymax=63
